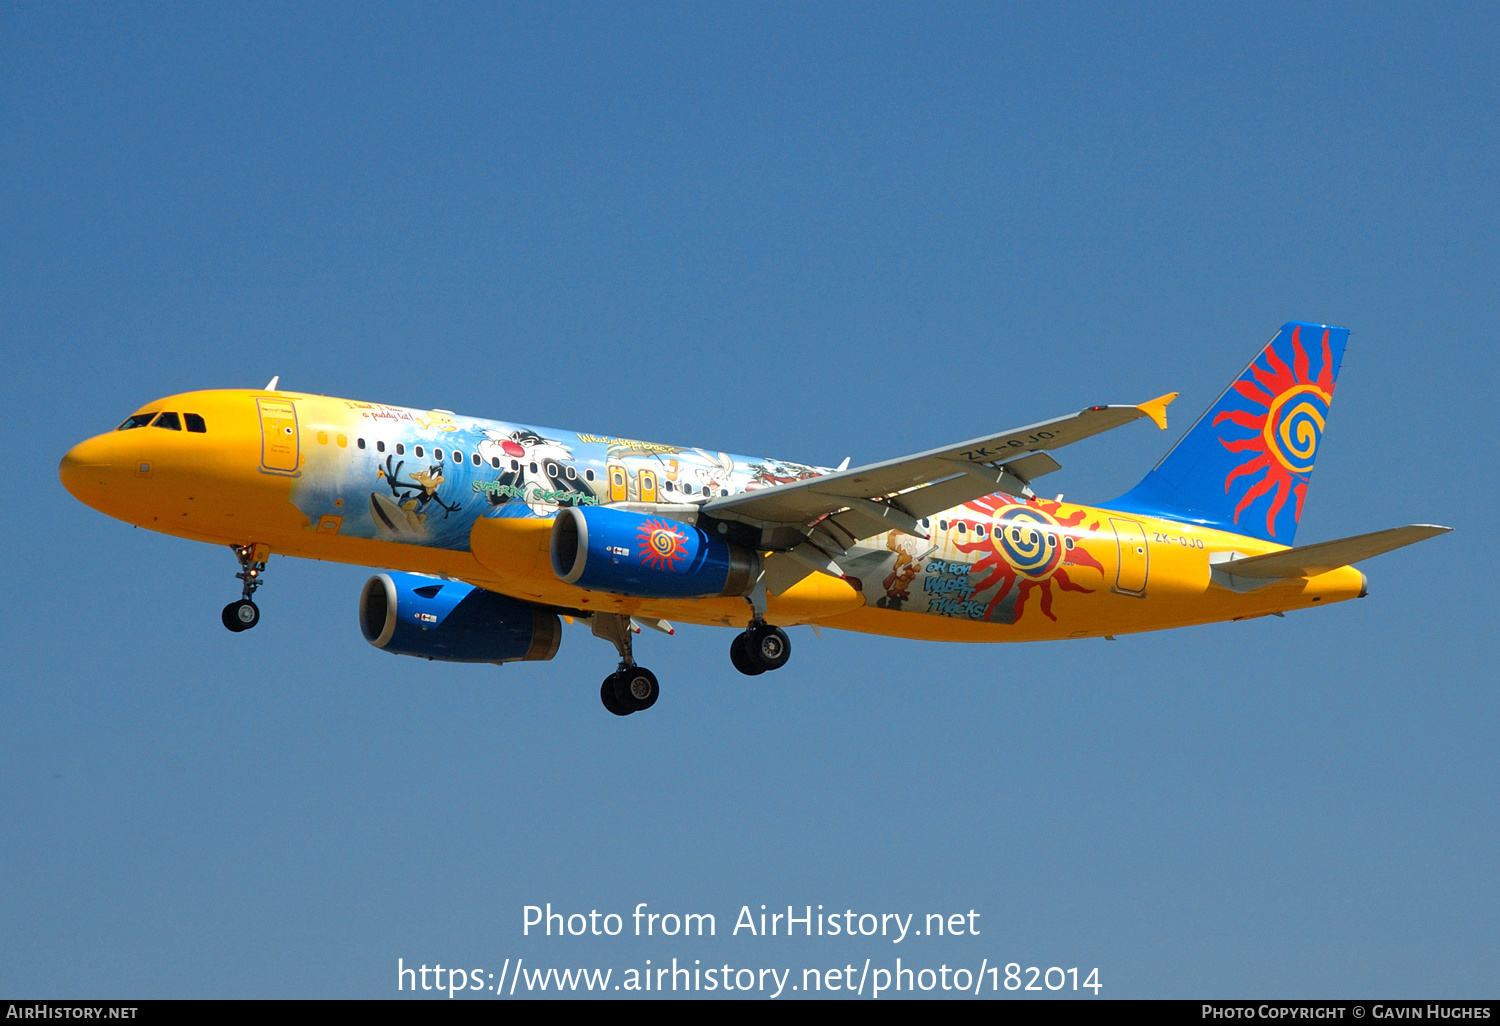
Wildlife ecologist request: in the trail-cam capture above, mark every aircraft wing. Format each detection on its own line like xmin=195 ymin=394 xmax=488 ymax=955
xmin=701 ymin=393 xmax=1177 ymax=547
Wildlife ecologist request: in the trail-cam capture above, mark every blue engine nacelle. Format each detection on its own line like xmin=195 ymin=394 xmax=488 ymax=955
xmin=550 ymin=505 xmax=759 ymax=599
xmin=359 ymin=572 xmax=562 ymax=664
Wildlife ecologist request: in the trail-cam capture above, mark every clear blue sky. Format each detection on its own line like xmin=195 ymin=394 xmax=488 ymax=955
xmin=2 ymin=2 xmax=1495 ymax=998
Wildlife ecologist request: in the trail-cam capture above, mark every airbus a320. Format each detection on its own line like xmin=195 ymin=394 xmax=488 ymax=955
xmin=60 ymin=322 xmax=1449 ymax=716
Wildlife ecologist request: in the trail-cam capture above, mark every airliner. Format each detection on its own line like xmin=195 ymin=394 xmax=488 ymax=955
xmin=59 ymin=322 xmax=1448 ymax=716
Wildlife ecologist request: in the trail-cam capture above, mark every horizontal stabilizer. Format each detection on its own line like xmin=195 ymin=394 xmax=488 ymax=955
xmin=1216 ymin=524 xmax=1452 ymax=580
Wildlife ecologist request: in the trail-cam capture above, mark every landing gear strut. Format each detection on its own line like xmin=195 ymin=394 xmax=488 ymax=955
xmin=222 ymin=543 xmax=269 ymax=633
xmin=731 ymin=621 xmax=791 ymax=675
xmin=592 ymin=612 xmax=660 ymax=716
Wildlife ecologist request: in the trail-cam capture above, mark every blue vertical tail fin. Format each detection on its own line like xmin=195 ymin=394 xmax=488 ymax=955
xmin=1109 ymin=321 xmax=1349 ymax=544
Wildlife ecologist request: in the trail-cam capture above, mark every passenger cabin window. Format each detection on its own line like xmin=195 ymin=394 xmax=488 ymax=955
xmin=490 ymin=456 xmax=500 ymax=468
xmin=151 ymin=412 xmax=182 ymax=430
xmin=184 ymin=413 xmax=206 ymax=433
xmin=435 ymin=449 xmax=444 ymax=462
xmin=510 ymin=460 xmax=519 ymax=471
xmin=395 ymin=443 xmax=405 ymax=455
xmin=357 ymin=438 xmax=366 ymax=449
xmin=472 ymin=452 xmax=480 ymax=466
xmin=376 ymin=441 xmax=386 ymax=453
xmin=585 ymin=469 xmax=595 ymax=482
xmin=414 ymin=445 xmax=424 ymax=458
xmin=117 ymin=413 xmax=157 ymax=431
xmin=529 ymin=462 xmax=538 ymax=474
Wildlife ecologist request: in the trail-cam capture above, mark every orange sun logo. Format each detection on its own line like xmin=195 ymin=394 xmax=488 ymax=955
xmin=637 ymin=518 xmax=689 ymax=572
xmin=1214 ymin=325 xmax=1336 ymax=538
xmin=953 ymin=497 xmax=1104 ymax=623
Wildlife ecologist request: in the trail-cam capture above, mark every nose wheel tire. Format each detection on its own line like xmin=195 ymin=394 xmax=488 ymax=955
xmin=222 ymin=600 xmax=260 ymax=632
xmin=730 ymin=632 xmax=766 ymax=676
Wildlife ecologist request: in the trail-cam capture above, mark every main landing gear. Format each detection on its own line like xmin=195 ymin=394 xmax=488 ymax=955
xmin=222 ymin=543 xmax=269 ymax=633
xmin=591 ymin=613 xmax=660 ymax=717
xmin=730 ymin=621 xmax=791 ymax=676
xmin=586 ymin=612 xmax=792 ymax=715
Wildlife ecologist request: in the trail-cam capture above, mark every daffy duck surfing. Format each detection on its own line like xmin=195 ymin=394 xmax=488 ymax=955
xmin=369 ymin=455 xmax=461 ymax=539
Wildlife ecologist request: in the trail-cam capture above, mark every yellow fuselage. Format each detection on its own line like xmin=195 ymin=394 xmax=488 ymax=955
xmin=59 ymin=389 xmax=1366 ymax=641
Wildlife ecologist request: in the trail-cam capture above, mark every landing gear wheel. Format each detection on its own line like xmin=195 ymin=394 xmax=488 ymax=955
xmin=747 ymin=624 xmax=791 ymax=671
xmin=612 ymin=666 xmax=659 ymax=712
xmin=730 ymin=632 xmax=766 ymax=676
xmin=222 ymin=600 xmax=259 ymax=632
xmin=600 ymin=675 xmax=632 ymax=716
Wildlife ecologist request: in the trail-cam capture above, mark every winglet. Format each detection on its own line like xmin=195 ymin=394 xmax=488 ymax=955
xmin=1136 ymin=392 xmax=1177 ymax=430
xmin=265 ymin=375 xmax=280 ymax=391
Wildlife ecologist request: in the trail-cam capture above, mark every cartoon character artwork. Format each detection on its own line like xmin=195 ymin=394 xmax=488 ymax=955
xmin=369 ymin=455 xmax=462 ymax=539
xmin=877 ymin=532 xmax=930 ymax=610
xmin=949 ymin=497 xmax=1107 ymax=624
xmin=663 ymin=449 xmax=737 ymax=499
xmin=746 ymin=458 xmax=824 ymax=490
xmin=415 ymin=410 xmax=461 ymax=433
xmin=476 ymin=429 xmax=595 ymax=517
xmin=1213 ymin=324 xmax=1338 ymax=539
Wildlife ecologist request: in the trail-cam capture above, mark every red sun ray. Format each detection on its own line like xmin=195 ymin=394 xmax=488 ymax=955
xmin=1224 ymin=451 xmax=1271 ymax=490
xmin=1213 ymin=408 xmax=1268 ymax=431
xmin=1215 ymin=324 xmax=1335 ymax=538
xmin=1293 ymin=326 xmax=1310 ymax=384
xmin=949 ymin=496 xmax=1105 ymax=624
xmin=1264 ymin=475 xmax=1294 ymax=536
xmin=1233 ymin=474 xmax=1277 ymax=522
xmin=1264 ymin=329 xmax=1296 ymax=382
xmin=1231 ymin=379 xmax=1277 ymax=407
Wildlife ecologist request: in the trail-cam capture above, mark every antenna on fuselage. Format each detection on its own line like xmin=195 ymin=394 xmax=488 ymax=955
xmin=264 ymin=376 xmax=280 ymax=391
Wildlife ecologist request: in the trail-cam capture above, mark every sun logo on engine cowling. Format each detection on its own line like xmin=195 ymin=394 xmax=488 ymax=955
xmin=1214 ymin=325 xmax=1336 ymax=538
xmin=637 ymin=518 xmax=689 ymax=572
xmin=953 ymin=498 xmax=1105 ymax=623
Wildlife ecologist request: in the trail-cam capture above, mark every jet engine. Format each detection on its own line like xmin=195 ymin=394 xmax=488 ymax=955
xmin=359 ymin=572 xmax=562 ymax=664
xmin=550 ymin=505 xmax=759 ymax=599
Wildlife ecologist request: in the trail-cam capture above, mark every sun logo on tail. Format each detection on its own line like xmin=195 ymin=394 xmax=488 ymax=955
xmin=637 ymin=518 xmax=689 ymax=572
xmin=954 ymin=498 xmax=1105 ymax=622
xmin=1214 ymin=326 xmax=1336 ymax=538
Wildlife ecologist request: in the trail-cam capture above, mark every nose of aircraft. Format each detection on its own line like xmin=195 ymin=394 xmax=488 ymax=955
xmin=59 ymin=434 xmax=117 ymax=507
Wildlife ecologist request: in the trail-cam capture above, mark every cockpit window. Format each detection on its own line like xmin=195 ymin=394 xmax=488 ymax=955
xmin=151 ymin=412 xmax=182 ymax=430
xmin=117 ymin=413 xmax=157 ymax=431
xmin=184 ymin=413 xmax=206 ymax=433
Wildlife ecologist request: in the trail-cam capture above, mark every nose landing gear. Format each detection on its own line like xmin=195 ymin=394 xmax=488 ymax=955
xmin=731 ymin=621 xmax=791 ymax=675
xmin=222 ymin=543 xmax=270 ymax=633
